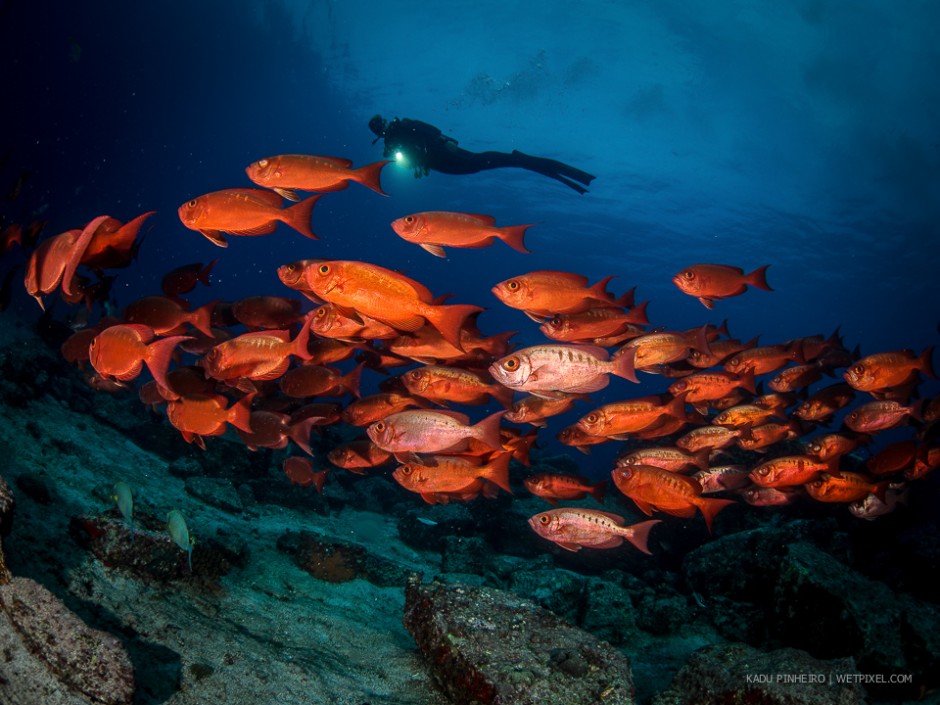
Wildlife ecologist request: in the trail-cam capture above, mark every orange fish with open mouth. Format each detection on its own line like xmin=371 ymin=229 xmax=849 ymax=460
xmin=178 ymin=188 xmax=321 ymax=247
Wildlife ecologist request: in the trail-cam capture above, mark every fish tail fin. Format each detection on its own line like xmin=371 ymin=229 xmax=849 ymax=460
xmin=666 ymin=390 xmax=690 ymax=419
xmin=288 ymin=416 xmax=321 ymax=456
xmin=622 ymin=519 xmax=661 ymax=555
xmin=918 ymin=346 xmax=935 ymax=379
xmin=292 ymin=313 xmax=314 ymax=360
xmin=473 ymin=410 xmax=506 ymax=451
xmin=697 ymin=497 xmax=736 ymax=534
xmin=227 ymin=392 xmax=256 ymax=434
xmin=692 ymin=324 xmax=712 ymax=356
xmin=496 ymin=224 xmax=533 ymax=254
xmin=283 ymin=194 xmax=322 ymax=240
xmin=341 ymin=362 xmax=365 ymax=399
xmin=491 ymin=382 xmax=515 ymax=409
xmin=482 ymin=451 xmax=513 ymax=494
xmin=425 ymin=303 xmax=484 ymax=350
xmin=616 ymin=286 xmax=636 ymax=309
xmin=591 ymin=480 xmax=607 ymax=504
xmin=590 ymin=275 xmax=617 ymax=303
xmin=353 ymin=160 xmax=391 ymax=196
xmin=626 ymin=299 xmax=650 ymax=325
xmin=198 ymin=258 xmax=219 ymax=286
xmin=313 ymin=470 xmax=328 ymax=494
xmin=189 ymin=300 xmax=217 ymax=338
xmin=739 ymin=367 xmax=758 ymax=396
xmin=613 ymin=347 xmax=639 ymax=383
xmin=745 ymin=265 xmax=773 ymax=291
xmin=144 ymin=335 xmax=191 ymax=390
xmin=62 ymin=215 xmax=110 ymax=296
xmin=872 ymin=481 xmax=890 ymax=504
xmin=692 ymin=448 xmax=711 ymax=472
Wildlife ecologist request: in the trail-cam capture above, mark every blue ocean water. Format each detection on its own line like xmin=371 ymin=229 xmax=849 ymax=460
xmin=5 ymin=0 xmax=937 ymax=459
xmin=1 ymin=1 xmax=939 ymax=702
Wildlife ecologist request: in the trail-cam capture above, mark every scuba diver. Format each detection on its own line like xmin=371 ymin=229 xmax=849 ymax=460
xmin=368 ymin=115 xmax=595 ymax=194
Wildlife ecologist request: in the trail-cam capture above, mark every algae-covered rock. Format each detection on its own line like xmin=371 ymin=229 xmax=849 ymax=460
xmin=403 ymin=575 xmax=636 ymax=705
xmin=277 ymin=530 xmax=412 ymax=587
xmin=0 ymin=577 xmax=134 ymax=705
xmin=651 ymin=642 xmax=866 ymax=705
xmin=184 ymin=476 xmax=244 ymax=513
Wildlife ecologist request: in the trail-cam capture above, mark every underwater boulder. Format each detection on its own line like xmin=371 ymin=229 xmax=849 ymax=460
xmin=0 ymin=576 xmax=134 ymax=705
xmin=277 ymin=530 xmax=412 ymax=587
xmin=650 ymin=642 xmax=866 ymax=705
xmin=403 ymin=575 xmax=636 ymax=705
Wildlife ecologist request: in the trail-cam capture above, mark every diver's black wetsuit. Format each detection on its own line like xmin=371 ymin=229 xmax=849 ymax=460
xmin=374 ymin=117 xmax=595 ymax=194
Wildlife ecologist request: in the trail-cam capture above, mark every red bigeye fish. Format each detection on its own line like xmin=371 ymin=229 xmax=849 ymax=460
xmin=161 ymin=259 xmax=218 ymax=300
xmin=24 ymin=215 xmax=110 ymax=309
xmin=166 ymin=393 xmax=254 ymax=449
xmin=283 ymin=457 xmax=328 ymax=492
xmin=390 ymin=211 xmax=533 ymax=258
xmin=200 ymin=316 xmax=313 ymax=382
xmin=488 ymin=344 xmax=637 ymax=399
xmin=392 ymin=452 xmax=513 ymax=503
xmin=491 ymin=270 xmax=624 ymax=321
xmin=529 ymin=508 xmax=661 ymax=554
xmin=523 ymin=473 xmax=606 ymax=506
xmin=843 ymin=348 xmax=935 ymax=392
xmin=672 ymin=263 xmax=772 ymax=309
xmin=89 ymin=324 xmax=191 ymax=390
xmin=367 ymin=409 xmax=505 ymax=456
xmin=246 ymin=154 xmax=390 ymax=199
xmin=178 ymin=188 xmax=321 ymax=247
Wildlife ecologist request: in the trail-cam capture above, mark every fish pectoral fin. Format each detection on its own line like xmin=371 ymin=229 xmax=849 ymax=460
xmin=697 ymin=297 xmax=715 ymax=310
xmin=199 ymin=230 xmax=228 ymax=248
xmin=523 ymin=311 xmax=549 ymax=323
xmin=419 ymin=243 xmax=447 ymax=258
xmin=631 ymin=498 xmax=655 ymax=516
xmin=388 ymin=315 xmax=426 ymax=333
xmin=274 ymin=187 xmax=301 ymax=202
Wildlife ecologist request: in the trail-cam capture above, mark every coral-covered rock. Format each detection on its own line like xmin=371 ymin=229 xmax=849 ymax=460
xmin=0 ymin=577 xmax=134 ymax=705
xmin=277 ymin=530 xmax=412 ymax=587
xmin=184 ymin=476 xmax=244 ymax=513
xmin=403 ymin=576 xmax=636 ymax=705
xmin=69 ymin=512 xmax=237 ymax=582
xmin=651 ymin=642 xmax=866 ymax=705
xmin=0 ymin=474 xmax=13 ymax=536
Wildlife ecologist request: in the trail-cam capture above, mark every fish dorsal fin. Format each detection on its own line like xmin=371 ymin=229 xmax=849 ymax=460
xmin=320 ymin=156 xmax=354 ymax=168
xmin=430 ymin=409 xmax=471 ymax=425
xmin=457 ymin=213 xmax=497 ymax=225
xmin=592 ymin=510 xmax=626 ymax=524
xmin=572 ymin=344 xmax=610 ymax=360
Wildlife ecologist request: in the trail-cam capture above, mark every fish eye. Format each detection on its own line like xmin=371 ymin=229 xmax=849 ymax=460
xmin=318 ymin=264 xmax=330 ymax=275
xmin=374 ymin=421 xmax=385 ymax=432
xmin=853 ymin=364 xmax=863 ymax=375
xmin=286 ymin=264 xmax=295 ymax=272
xmin=683 ymin=270 xmax=694 ymax=279
xmin=507 ymin=280 xmax=520 ymax=291
xmin=315 ymin=307 xmax=327 ymax=318
xmin=258 ymin=159 xmax=268 ymax=168
xmin=809 ymin=442 xmax=821 ymax=453
xmin=503 ymin=357 xmax=519 ymax=370
xmin=409 ymin=370 xmax=423 ymax=379
xmin=757 ymin=467 xmax=769 ymax=476
xmin=188 ymin=200 xmax=197 ymax=208
xmin=586 ymin=413 xmax=598 ymax=424
xmin=674 ymin=381 xmax=687 ymax=390
xmin=401 ymin=465 xmax=412 ymax=475
xmin=729 ymin=357 xmax=739 ymax=366
xmin=90 ymin=339 xmax=97 ymax=348
xmin=538 ymin=515 xmax=550 ymax=525
xmin=404 ymin=216 xmax=414 ymax=223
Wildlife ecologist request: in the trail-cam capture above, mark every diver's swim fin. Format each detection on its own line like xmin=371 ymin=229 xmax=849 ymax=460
xmin=511 ymin=150 xmax=595 ymax=187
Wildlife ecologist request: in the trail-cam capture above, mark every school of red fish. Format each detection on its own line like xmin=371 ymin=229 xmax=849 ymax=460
xmin=6 ymin=153 xmax=939 ymax=556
